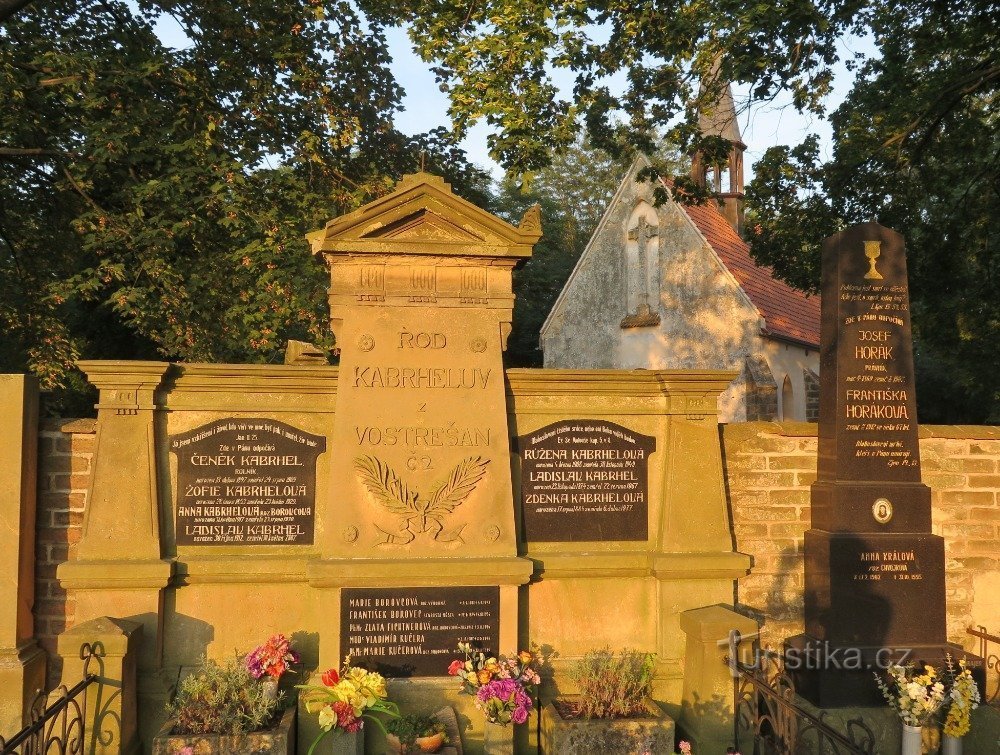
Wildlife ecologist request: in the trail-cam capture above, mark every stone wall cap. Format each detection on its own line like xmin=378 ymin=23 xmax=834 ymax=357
xmin=679 ymin=604 xmax=759 ymax=639
xmin=41 ymin=417 xmax=97 ymax=434
xmin=506 ymin=368 xmax=739 ymax=396
xmin=60 ymin=616 xmax=142 ymax=638
xmin=723 ymin=421 xmax=999 ymax=440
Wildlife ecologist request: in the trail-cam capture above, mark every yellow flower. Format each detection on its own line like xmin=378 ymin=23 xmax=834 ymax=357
xmin=318 ymin=704 xmax=337 ymax=731
xmin=477 ymin=669 xmax=493 ymax=685
xmin=518 ymin=651 xmax=532 ymax=665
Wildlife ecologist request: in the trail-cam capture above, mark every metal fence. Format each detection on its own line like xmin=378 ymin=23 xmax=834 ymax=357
xmin=968 ymin=625 xmax=999 ymax=705
xmin=727 ymin=630 xmax=876 ymax=755
xmin=0 ymin=644 xmax=98 ymax=755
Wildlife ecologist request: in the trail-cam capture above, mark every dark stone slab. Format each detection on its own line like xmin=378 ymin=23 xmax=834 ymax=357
xmin=170 ymin=418 xmax=326 ymax=546
xmin=802 ymin=530 xmax=945 ymax=646
xmin=518 ymin=420 xmax=655 ymax=542
xmin=793 ymin=223 xmax=979 ymax=707
xmin=814 ymin=222 xmax=930 ymax=534
xmin=340 ymin=586 xmax=499 ymax=678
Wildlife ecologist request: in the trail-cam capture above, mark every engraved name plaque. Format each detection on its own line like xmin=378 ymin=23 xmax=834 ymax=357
xmin=340 ymin=586 xmax=500 ymax=677
xmin=519 ymin=420 xmax=656 ymax=542
xmin=171 ymin=418 xmax=326 ymax=545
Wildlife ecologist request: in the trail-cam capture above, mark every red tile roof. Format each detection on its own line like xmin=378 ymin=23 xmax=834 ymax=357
xmin=682 ymin=200 xmax=821 ymax=348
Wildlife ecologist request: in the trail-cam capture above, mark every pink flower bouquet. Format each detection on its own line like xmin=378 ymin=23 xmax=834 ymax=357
xmin=447 ymin=642 xmax=540 ymax=726
xmin=245 ymin=634 xmax=300 ymax=680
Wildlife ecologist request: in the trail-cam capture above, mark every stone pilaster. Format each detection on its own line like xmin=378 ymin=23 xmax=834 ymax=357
xmin=57 ymin=362 xmax=174 ymax=675
xmin=0 ymin=375 xmax=47 ymax=734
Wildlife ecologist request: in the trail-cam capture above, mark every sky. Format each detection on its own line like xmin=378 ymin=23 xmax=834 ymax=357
xmin=153 ymin=14 xmax=876 ymax=183
xmin=382 ymin=27 xmax=878 ymax=182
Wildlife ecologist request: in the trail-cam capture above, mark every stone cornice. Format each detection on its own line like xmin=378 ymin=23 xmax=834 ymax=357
xmin=162 ymin=363 xmax=338 ymax=394
xmin=306 ymin=557 xmax=534 ymax=588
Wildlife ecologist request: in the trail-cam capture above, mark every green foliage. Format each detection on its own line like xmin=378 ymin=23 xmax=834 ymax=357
xmin=0 ymin=1 xmax=490 ymax=410
xmin=369 ymin=0 xmax=858 ymax=180
xmin=386 ymin=714 xmax=447 ymax=752
xmin=167 ymin=658 xmax=279 ymax=735
xmin=746 ymin=0 xmax=999 ymax=422
xmin=570 ymin=648 xmax=655 ymax=720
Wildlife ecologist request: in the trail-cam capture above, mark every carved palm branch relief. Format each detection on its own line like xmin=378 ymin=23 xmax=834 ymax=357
xmin=353 ymin=455 xmax=490 ymax=545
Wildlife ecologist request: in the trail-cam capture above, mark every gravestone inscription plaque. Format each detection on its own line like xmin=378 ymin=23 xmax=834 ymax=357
xmin=340 ymin=586 xmax=500 ymax=677
xmin=170 ymin=418 xmax=326 ymax=545
xmin=519 ymin=420 xmax=656 ymax=541
xmin=788 ymin=222 xmax=982 ymax=706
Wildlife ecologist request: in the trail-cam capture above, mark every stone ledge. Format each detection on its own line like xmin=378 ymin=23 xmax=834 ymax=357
xmin=172 ymin=555 xmax=311 ymax=584
xmin=528 ymin=551 xmax=752 ymax=580
xmin=57 ymin=558 xmax=174 ymax=590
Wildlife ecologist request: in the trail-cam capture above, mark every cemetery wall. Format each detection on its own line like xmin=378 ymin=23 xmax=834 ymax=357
xmin=33 ymin=415 xmax=1000 ymax=688
xmin=724 ymin=421 xmax=1000 ymax=648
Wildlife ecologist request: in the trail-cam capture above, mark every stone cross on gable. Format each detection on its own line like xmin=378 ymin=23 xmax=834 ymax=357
xmin=622 ymin=216 xmax=660 ymax=327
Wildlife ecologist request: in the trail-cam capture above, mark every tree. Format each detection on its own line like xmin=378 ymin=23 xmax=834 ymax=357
xmin=374 ymin=0 xmax=996 ymax=421
xmin=370 ymin=0 xmax=862 ymax=181
xmin=0 ymin=1 xmax=488 ymax=411
xmin=746 ymin=0 xmax=999 ymax=421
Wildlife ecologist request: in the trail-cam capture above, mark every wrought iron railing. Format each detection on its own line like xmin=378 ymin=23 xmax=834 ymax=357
xmin=727 ymin=630 xmax=876 ymax=755
xmin=968 ymin=625 xmax=999 ymax=705
xmin=0 ymin=644 xmax=98 ymax=755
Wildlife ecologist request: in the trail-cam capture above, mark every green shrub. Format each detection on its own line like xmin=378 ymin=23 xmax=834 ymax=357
xmin=570 ymin=648 xmax=655 ymax=719
xmin=167 ymin=658 xmax=279 ymax=735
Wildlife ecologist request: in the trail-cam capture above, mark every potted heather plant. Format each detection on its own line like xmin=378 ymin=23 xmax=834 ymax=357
xmin=447 ymin=642 xmax=539 ymax=754
xmin=297 ymin=656 xmax=398 ymax=755
xmin=541 ymin=648 xmax=674 ymax=755
xmin=153 ymin=656 xmax=294 ymax=755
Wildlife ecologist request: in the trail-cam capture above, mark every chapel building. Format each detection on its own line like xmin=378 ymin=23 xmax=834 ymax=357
xmin=540 ymin=86 xmax=821 ymax=422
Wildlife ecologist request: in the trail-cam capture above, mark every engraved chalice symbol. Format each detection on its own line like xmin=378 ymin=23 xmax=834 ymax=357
xmin=864 ymin=240 xmax=883 ymax=280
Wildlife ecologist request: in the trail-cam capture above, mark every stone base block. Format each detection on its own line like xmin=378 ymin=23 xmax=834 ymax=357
xmin=0 ymin=642 xmax=46 ymax=735
xmin=153 ymin=706 xmax=296 ymax=755
xmin=540 ymin=697 xmax=674 ymax=755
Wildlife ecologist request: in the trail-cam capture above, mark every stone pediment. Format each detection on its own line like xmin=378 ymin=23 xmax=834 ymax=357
xmin=308 ymin=172 xmax=540 ymax=259
xmin=366 ymin=208 xmax=485 ymax=244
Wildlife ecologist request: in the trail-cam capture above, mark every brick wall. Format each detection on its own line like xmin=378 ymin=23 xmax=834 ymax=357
xmin=35 ymin=418 xmax=93 ymax=687
xmin=723 ymin=422 xmax=1000 ymax=648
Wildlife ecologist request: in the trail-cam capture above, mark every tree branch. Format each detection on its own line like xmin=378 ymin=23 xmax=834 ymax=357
xmin=0 ymin=146 xmax=73 ymax=158
xmin=60 ymin=167 xmax=106 ymax=214
xmin=0 ymin=0 xmax=34 ymax=23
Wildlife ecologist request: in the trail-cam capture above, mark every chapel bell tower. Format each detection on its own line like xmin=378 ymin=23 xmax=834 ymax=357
xmin=691 ymin=80 xmax=746 ymax=235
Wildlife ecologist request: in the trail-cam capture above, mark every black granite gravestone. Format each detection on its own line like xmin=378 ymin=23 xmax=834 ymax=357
xmin=786 ymin=222 xmax=982 ymax=706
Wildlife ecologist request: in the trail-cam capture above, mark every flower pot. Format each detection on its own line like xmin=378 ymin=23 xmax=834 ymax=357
xmin=318 ymin=729 xmax=364 ymax=755
xmin=482 ymin=722 xmax=514 ymax=755
xmin=261 ymin=677 xmax=279 ymax=703
xmin=901 ymin=723 xmax=922 ymax=755
xmin=942 ymin=734 xmax=963 ymax=755
xmin=541 ymin=696 xmax=675 ymax=755
xmin=152 ymin=706 xmax=295 ymax=755
xmin=386 ymin=731 xmax=446 ymax=754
